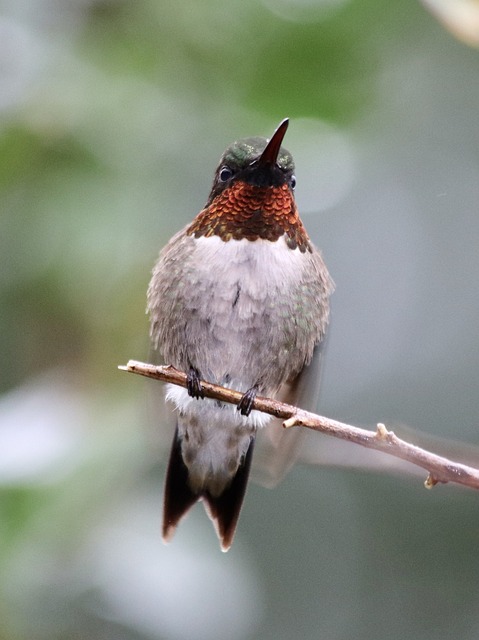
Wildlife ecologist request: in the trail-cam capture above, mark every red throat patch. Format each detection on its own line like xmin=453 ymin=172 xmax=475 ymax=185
xmin=187 ymin=182 xmax=311 ymax=252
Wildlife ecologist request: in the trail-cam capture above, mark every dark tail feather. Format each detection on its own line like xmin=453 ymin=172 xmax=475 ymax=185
xmin=162 ymin=427 xmax=255 ymax=552
xmin=162 ymin=426 xmax=198 ymax=543
xmin=203 ymin=437 xmax=255 ymax=552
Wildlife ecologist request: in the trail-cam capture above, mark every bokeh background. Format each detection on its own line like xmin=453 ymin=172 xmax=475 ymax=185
xmin=1 ymin=0 xmax=479 ymax=638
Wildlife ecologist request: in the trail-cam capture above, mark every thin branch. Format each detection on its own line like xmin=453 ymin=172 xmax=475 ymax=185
xmin=119 ymin=359 xmax=479 ymax=491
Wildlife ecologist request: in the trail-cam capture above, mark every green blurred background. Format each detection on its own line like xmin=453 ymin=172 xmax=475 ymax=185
xmin=1 ymin=0 xmax=479 ymax=638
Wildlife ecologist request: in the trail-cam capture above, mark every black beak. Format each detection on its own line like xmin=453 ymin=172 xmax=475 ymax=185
xmin=257 ymin=118 xmax=289 ymax=167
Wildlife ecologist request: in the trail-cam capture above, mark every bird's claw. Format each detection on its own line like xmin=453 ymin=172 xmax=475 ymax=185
xmin=187 ymin=368 xmax=204 ymax=399
xmin=237 ymin=387 xmax=257 ymax=416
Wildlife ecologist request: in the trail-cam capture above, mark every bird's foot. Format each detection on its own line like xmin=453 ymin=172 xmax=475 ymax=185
xmin=237 ymin=386 xmax=257 ymax=416
xmin=187 ymin=368 xmax=204 ymax=399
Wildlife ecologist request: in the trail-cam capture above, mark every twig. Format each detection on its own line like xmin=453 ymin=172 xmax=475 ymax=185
xmin=119 ymin=359 xmax=479 ymax=491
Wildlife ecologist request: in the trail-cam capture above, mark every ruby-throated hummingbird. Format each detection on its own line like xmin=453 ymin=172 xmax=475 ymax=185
xmin=147 ymin=119 xmax=333 ymax=551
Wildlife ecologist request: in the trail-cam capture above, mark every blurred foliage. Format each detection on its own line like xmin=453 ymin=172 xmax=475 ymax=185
xmin=1 ymin=0 xmax=479 ymax=639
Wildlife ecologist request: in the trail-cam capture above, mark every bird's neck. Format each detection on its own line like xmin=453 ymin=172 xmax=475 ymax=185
xmin=187 ymin=181 xmax=311 ymax=252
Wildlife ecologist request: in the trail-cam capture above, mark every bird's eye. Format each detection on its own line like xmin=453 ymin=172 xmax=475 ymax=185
xmin=290 ymin=175 xmax=296 ymax=190
xmin=219 ymin=166 xmax=234 ymax=182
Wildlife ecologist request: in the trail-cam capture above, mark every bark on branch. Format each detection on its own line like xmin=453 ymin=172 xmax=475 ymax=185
xmin=119 ymin=359 xmax=479 ymax=491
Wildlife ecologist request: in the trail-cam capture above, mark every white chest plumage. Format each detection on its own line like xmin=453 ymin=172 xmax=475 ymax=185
xmin=191 ymin=234 xmax=309 ymax=293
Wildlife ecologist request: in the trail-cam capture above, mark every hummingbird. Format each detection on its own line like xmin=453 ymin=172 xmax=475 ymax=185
xmin=147 ymin=119 xmax=333 ymax=551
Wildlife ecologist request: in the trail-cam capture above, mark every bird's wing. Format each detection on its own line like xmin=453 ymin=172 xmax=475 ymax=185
xmin=251 ymin=342 xmax=325 ymax=488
